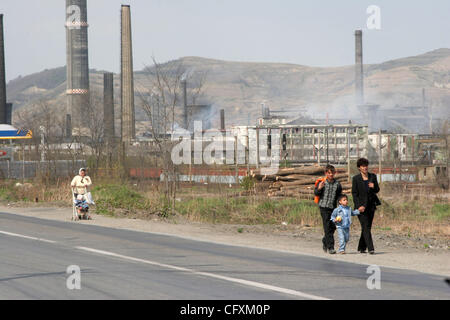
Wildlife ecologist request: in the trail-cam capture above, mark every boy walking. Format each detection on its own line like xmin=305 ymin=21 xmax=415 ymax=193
xmin=314 ymin=165 xmax=342 ymax=254
xmin=331 ymin=194 xmax=360 ymax=254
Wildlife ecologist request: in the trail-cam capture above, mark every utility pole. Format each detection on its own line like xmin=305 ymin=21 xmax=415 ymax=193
xmin=318 ymin=129 xmax=321 ymax=166
xmin=347 ymin=126 xmax=350 ymax=182
xmin=326 ymin=127 xmax=329 ymax=164
xmin=326 ymin=113 xmax=329 ymax=164
xmin=40 ymin=126 xmax=45 ymax=162
xmin=255 ymin=128 xmax=260 ymax=169
xmin=378 ymin=129 xmax=382 ymax=183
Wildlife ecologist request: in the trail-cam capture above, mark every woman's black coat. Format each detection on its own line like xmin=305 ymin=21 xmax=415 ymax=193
xmin=351 ymin=173 xmax=381 ymax=209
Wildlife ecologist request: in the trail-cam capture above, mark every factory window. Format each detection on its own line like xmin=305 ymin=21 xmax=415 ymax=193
xmin=304 ymin=128 xmax=313 ymax=133
xmin=436 ymin=167 xmax=446 ymax=176
xmin=336 ymin=128 xmax=346 ymax=133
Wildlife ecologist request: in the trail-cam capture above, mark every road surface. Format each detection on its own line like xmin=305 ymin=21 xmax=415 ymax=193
xmin=0 ymin=211 xmax=448 ymax=300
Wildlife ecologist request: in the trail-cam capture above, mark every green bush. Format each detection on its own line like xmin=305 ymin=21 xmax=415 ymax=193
xmin=92 ymin=184 xmax=152 ymax=216
xmin=240 ymin=176 xmax=255 ymax=191
xmin=431 ymin=203 xmax=450 ymax=221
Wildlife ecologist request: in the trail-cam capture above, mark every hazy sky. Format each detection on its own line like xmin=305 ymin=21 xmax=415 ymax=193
xmin=1 ymin=0 xmax=449 ymax=82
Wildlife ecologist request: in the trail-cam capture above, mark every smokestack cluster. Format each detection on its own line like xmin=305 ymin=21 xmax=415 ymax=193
xmin=0 ymin=14 xmax=7 ymax=124
xmin=65 ymin=0 xmax=90 ymax=132
xmin=103 ymin=73 xmax=115 ymax=142
xmin=120 ymin=5 xmax=135 ymax=143
xmin=355 ymin=30 xmax=364 ymax=106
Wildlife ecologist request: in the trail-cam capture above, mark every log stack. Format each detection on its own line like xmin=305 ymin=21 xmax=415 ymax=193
xmin=250 ymin=166 xmax=352 ymax=198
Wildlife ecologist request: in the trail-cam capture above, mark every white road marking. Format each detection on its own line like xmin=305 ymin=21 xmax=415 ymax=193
xmin=0 ymin=228 xmax=330 ymax=299
xmin=76 ymin=246 xmax=330 ymax=300
xmin=0 ymin=230 xmax=57 ymax=244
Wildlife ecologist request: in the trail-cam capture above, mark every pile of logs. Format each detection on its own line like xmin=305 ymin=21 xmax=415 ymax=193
xmin=250 ymin=166 xmax=352 ymax=198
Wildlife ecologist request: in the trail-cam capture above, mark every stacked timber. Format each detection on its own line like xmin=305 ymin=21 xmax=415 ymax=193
xmin=250 ymin=166 xmax=352 ymax=198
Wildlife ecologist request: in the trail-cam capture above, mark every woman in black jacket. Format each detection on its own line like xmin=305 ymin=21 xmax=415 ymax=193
xmin=352 ymin=158 xmax=381 ymax=254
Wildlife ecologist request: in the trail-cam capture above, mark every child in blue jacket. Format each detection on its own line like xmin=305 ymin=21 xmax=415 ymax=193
xmin=331 ymin=194 xmax=360 ymax=254
xmin=75 ymin=194 xmax=90 ymax=220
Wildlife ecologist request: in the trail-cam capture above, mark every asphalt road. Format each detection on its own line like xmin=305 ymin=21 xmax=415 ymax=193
xmin=0 ymin=211 xmax=449 ymax=300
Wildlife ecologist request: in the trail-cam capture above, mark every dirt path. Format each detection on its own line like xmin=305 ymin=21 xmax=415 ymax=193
xmin=0 ymin=204 xmax=449 ymax=277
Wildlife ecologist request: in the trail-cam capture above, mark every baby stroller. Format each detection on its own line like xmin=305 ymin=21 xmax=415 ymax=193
xmin=72 ymin=187 xmax=94 ymax=221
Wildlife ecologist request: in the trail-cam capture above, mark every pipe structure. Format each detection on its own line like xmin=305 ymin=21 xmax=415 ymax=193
xmin=66 ymin=114 xmax=72 ymax=138
xmin=65 ymin=0 xmax=90 ymax=131
xmin=103 ymin=73 xmax=115 ymax=142
xmin=220 ymin=109 xmax=225 ymax=131
xmin=182 ymin=79 xmax=188 ymax=130
xmin=355 ymin=30 xmax=364 ymax=106
xmin=120 ymin=5 xmax=135 ymax=143
xmin=5 ymin=102 xmax=12 ymax=125
xmin=0 ymin=14 xmax=7 ymax=124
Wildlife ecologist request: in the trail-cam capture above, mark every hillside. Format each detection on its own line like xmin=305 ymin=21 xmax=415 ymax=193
xmin=6 ymin=48 xmax=450 ymax=130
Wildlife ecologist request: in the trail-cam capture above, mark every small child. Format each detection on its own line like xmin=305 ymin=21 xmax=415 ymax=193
xmin=75 ymin=194 xmax=90 ymax=220
xmin=331 ymin=194 xmax=360 ymax=254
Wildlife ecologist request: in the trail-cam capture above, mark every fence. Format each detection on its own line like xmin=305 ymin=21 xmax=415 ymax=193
xmin=0 ymin=160 xmax=86 ymax=180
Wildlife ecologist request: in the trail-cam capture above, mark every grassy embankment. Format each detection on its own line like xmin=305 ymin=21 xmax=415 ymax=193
xmin=0 ymin=178 xmax=448 ymax=238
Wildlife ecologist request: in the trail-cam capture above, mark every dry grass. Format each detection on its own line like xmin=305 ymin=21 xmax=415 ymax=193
xmin=1 ymin=179 xmax=448 ymax=239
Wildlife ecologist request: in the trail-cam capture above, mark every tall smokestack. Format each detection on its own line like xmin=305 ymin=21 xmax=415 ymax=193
xmin=66 ymin=114 xmax=72 ymax=138
xmin=422 ymin=88 xmax=426 ymax=107
xmin=182 ymin=79 xmax=188 ymax=130
xmin=355 ymin=30 xmax=364 ymax=106
xmin=220 ymin=109 xmax=225 ymax=131
xmin=0 ymin=14 xmax=7 ymax=124
xmin=5 ymin=102 xmax=12 ymax=125
xmin=104 ymin=73 xmax=115 ymax=142
xmin=65 ymin=0 xmax=90 ymax=131
xmin=121 ymin=5 xmax=135 ymax=143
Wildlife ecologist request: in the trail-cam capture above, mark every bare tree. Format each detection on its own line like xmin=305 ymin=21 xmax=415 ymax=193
xmin=137 ymin=57 xmax=207 ymax=214
xmin=14 ymin=99 xmax=67 ymax=182
xmin=84 ymin=90 xmax=105 ymax=171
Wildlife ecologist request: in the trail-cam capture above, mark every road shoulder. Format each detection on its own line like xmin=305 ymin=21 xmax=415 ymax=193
xmin=0 ymin=205 xmax=448 ymax=277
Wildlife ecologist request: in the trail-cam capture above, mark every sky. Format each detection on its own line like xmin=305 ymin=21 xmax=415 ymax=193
xmin=1 ymin=0 xmax=449 ymax=82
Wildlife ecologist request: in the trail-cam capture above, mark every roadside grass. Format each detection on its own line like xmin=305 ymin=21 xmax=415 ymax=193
xmin=175 ymin=196 xmax=320 ymax=225
xmin=91 ymin=184 xmax=154 ymax=217
xmin=0 ymin=179 xmax=448 ymax=238
xmin=0 ymin=181 xmax=20 ymax=202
